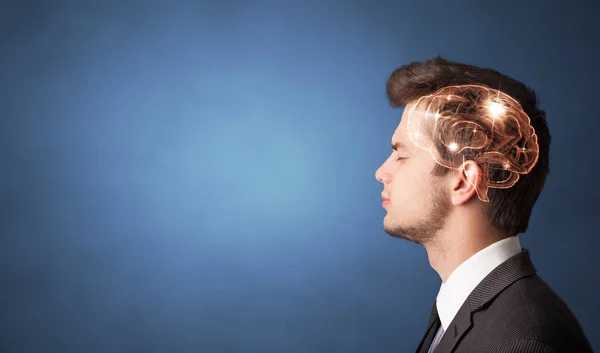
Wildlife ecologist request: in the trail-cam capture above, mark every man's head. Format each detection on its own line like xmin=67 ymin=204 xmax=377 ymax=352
xmin=375 ymin=56 xmax=551 ymax=243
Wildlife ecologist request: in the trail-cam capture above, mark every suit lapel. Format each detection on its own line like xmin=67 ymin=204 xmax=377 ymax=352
xmin=430 ymin=249 xmax=538 ymax=353
xmin=433 ymin=302 xmax=472 ymax=353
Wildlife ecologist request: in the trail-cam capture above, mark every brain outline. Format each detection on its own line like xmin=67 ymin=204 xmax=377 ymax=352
xmin=405 ymin=84 xmax=539 ymax=202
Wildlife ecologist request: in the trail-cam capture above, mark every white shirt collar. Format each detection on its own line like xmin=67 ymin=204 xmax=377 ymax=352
xmin=435 ymin=236 xmax=522 ymax=330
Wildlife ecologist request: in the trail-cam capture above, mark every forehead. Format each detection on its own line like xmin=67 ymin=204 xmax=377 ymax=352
xmin=392 ymin=103 xmax=423 ymax=143
xmin=391 ymin=102 xmax=437 ymax=156
xmin=391 ymin=123 xmax=416 ymax=156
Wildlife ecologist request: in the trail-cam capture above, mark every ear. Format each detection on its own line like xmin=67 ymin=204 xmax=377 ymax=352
xmin=449 ymin=160 xmax=482 ymax=206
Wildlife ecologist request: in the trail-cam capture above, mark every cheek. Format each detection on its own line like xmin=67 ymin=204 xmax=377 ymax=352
xmin=390 ymin=170 xmax=430 ymax=209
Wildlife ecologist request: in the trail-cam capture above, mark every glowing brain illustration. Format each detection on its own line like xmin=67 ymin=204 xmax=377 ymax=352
xmin=406 ymin=84 xmax=539 ymax=202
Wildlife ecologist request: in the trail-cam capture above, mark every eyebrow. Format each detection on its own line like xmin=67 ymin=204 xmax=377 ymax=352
xmin=391 ymin=141 xmax=409 ymax=151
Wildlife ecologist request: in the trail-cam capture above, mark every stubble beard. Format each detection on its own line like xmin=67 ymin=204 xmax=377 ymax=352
xmin=383 ymin=185 xmax=451 ymax=245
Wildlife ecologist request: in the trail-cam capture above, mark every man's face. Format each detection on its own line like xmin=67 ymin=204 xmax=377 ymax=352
xmin=375 ymin=102 xmax=452 ymax=244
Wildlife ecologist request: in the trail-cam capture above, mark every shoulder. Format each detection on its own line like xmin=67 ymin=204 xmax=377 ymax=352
xmin=514 ymin=275 xmax=584 ymax=337
xmin=480 ymin=274 xmax=592 ymax=352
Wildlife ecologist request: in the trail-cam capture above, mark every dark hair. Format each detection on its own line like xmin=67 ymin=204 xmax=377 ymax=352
xmin=386 ymin=56 xmax=551 ymax=236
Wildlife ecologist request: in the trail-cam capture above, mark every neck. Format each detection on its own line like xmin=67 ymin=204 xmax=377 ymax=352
xmin=424 ymin=210 xmax=511 ymax=283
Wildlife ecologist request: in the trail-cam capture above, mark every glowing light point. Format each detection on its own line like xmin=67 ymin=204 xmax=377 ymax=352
xmin=487 ymin=100 xmax=506 ymax=118
xmin=434 ymin=112 xmax=441 ymax=119
xmin=448 ymin=142 xmax=459 ymax=152
xmin=504 ymin=163 xmax=510 ymax=169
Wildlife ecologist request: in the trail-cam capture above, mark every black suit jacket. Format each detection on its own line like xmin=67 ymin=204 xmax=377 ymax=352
xmin=415 ymin=249 xmax=593 ymax=353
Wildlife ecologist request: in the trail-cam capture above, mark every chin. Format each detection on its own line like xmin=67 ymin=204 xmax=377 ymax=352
xmin=382 ymin=217 xmax=398 ymax=231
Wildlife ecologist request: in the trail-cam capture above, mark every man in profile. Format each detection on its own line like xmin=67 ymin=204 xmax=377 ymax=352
xmin=375 ymin=57 xmax=593 ymax=353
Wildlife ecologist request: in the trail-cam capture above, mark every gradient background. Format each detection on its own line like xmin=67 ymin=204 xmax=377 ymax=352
xmin=1 ymin=1 xmax=598 ymax=352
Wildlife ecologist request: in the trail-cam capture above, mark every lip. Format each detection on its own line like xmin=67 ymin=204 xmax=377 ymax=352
xmin=382 ymin=200 xmax=391 ymax=207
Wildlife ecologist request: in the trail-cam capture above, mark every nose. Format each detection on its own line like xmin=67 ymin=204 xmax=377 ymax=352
xmin=375 ymin=163 xmax=389 ymax=183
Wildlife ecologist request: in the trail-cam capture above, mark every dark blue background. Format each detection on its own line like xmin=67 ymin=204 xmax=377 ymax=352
xmin=2 ymin=1 xmax=598 ymax=352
